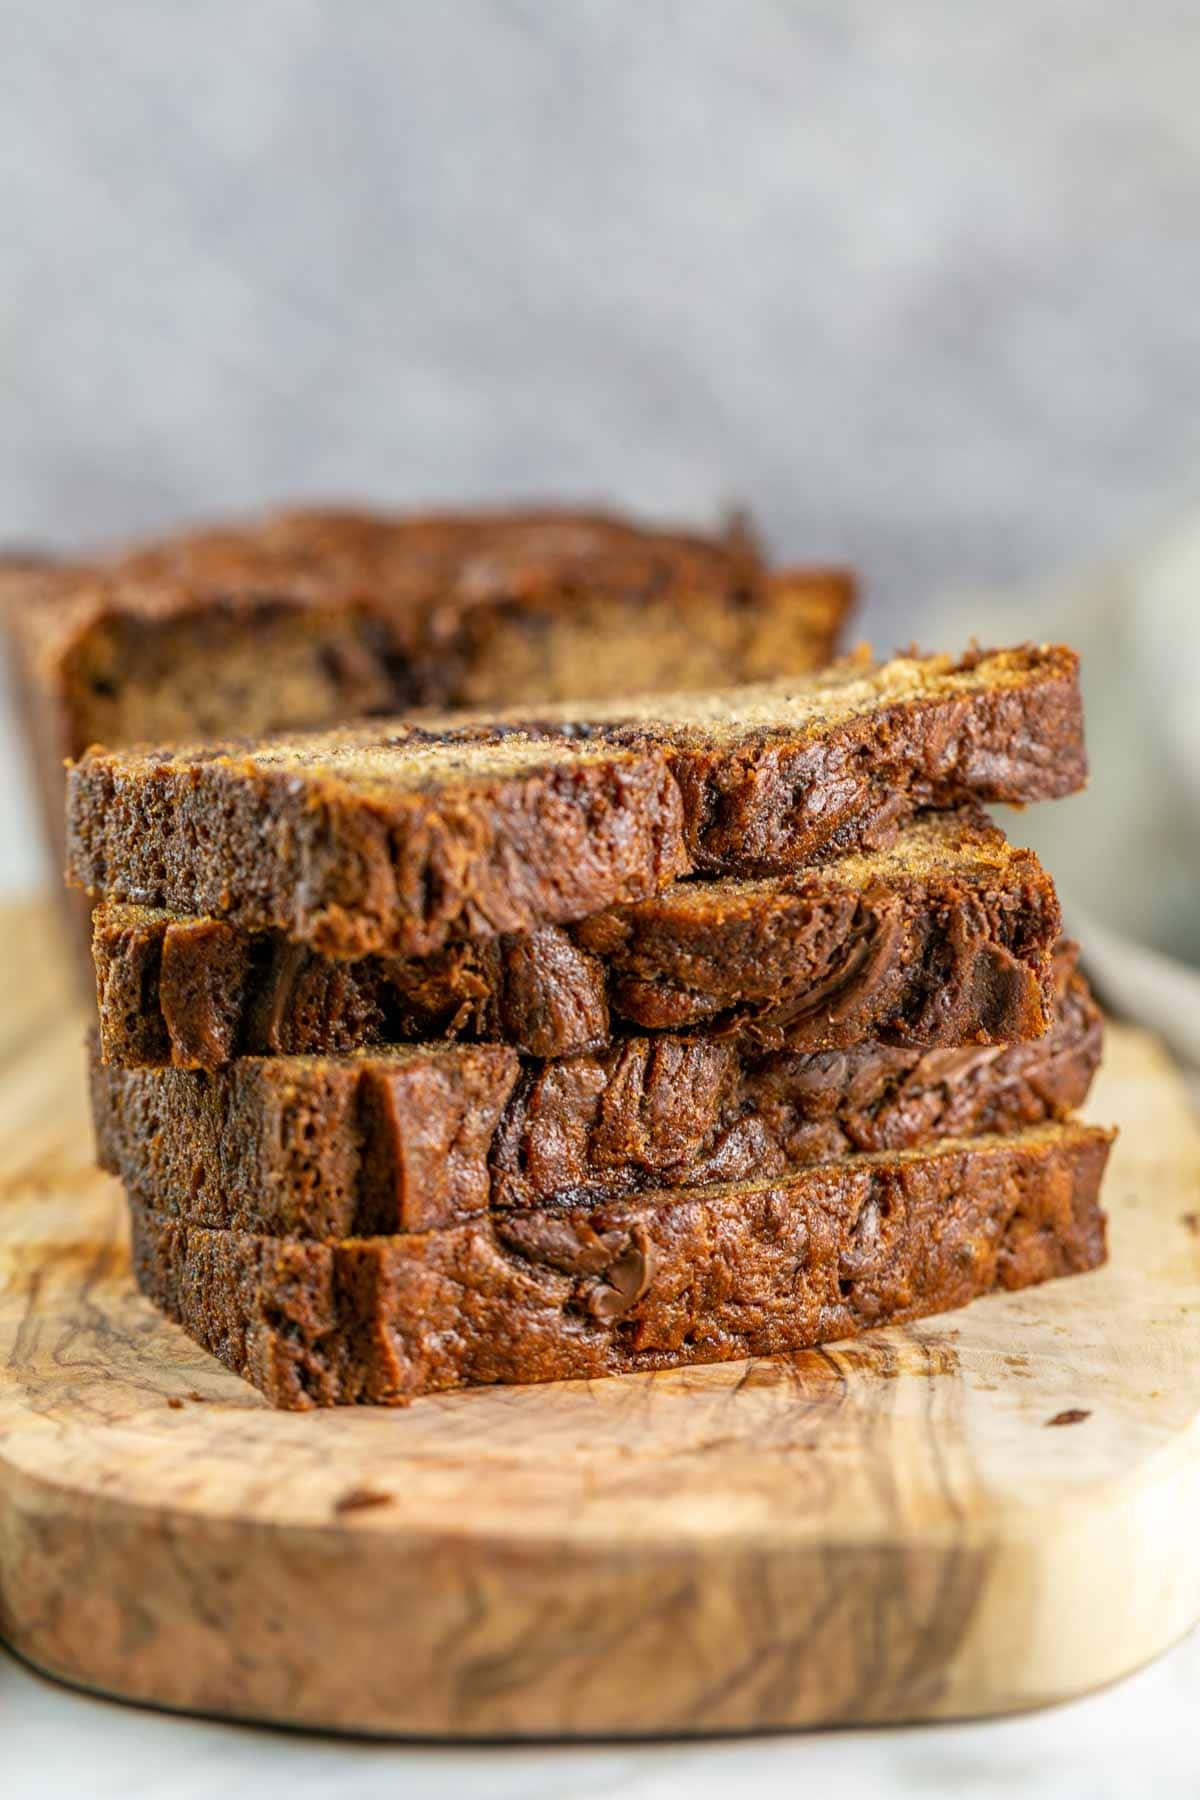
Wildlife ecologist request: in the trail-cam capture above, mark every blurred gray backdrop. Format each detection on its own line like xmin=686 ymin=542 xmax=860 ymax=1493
xmin=4 ymin=1 xmax=1200 ymax=889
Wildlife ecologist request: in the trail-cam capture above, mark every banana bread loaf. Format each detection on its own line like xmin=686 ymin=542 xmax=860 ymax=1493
xmin=91 ymin=808 xmax=1062 ymax=1067
xmin=68 ymin=644 xmax=1086 ymax=960
xmin=93 ymin=945 xmax=1101 ymax=1234
xmin=14 ymin=507 xmax=853 ymax=751
xmin=125 ymin=1120 xmax=1112 ymax=1407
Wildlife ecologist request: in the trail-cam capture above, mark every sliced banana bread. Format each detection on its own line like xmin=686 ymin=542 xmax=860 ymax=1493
xmin=91 ymin=808 xmax=1061 ymax=1066
xmin=68 ymin=644 xmax=1085 ymax=959
xmin=125 ymin=1120 xmax=1112 ymax=1407
xmin=93 ymin=945 xmax=1101 ymax=1234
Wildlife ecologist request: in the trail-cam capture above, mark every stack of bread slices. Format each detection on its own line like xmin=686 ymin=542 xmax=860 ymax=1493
xmin=67 ymin=641 xmax=1114 ymax=1407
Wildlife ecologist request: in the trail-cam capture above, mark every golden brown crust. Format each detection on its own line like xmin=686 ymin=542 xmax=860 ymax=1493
xmin=126 ymin=1121 xmax=1112 ymax=1407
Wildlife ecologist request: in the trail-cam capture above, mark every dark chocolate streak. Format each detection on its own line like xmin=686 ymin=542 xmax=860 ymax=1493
xmin=90 ymin=946 xmax=1102 ymax=1237
xmin=91 ymin=810 xmax=1062 ymax=1068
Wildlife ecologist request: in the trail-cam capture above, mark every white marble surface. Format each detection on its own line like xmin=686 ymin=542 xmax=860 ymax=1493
xmin=5 ymin=1630 xmax=1200 ymax=1800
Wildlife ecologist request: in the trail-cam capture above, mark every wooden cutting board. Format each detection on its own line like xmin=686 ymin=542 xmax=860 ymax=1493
xmin=2 ymin=898 xmax=1199 ymax=1738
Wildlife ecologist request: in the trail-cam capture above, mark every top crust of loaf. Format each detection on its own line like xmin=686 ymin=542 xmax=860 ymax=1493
xmin=9 ymin=506 xmax=850 ymax=672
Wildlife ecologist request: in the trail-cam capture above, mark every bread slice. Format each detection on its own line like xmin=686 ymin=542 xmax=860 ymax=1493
xmin=93 ymin=945 xmax=1101 ymax=1235
xmin=125 ymin=1120 xmax=1112 ymax=1407
xmin=13 ymin=507 xmax=853 ymax=752
xmin=91 ymin=808 xmax=1062 ymax=1068
xmin=6 ymin=507 xmax=852 ymax=967
xmin=68 ymin=644 xmax=1085 ymax=959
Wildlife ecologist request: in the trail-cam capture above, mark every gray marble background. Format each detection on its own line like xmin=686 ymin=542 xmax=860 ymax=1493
xmin=4 ymin=2 xmax=1200 ymax=891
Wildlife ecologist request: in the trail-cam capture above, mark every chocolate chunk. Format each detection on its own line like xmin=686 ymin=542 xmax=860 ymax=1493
xmin=584 ymin=1229 xmax=656 ymax=1321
